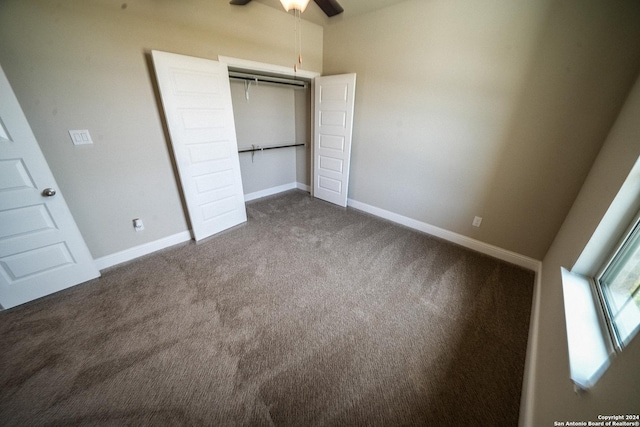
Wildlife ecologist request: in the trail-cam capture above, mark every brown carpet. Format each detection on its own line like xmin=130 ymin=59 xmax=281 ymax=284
xmin=0 ymin=190 xmax=534 ymax=426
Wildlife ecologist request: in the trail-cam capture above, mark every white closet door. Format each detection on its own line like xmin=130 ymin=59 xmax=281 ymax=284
xmin=0 ymin=65 xmax=100 ymax=309
xmin=313 ymin=73 xmax=356 ymax=207
xmin=152 ymin=51 xmax=247 ymax=241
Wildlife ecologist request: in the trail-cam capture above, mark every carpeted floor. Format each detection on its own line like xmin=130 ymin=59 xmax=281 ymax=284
xmin=0 ymin=190 xmax=534 ymax=426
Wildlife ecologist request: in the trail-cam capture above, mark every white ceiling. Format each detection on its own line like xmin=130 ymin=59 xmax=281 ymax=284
xmin=249 ymin=0 xmax=409 ymax=26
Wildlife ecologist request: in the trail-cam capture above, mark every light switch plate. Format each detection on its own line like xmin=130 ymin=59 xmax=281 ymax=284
xmin=69 ymin=129 xmax=93 ymax=145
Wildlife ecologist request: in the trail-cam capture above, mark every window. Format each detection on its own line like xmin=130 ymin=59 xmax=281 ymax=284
xmin=561 ymin=211 xmax=640 ymax=390
xmin=596 ymin=213 xmax=640 ymax=350
xmin=561 ymin=156 xmax=640 ymax=390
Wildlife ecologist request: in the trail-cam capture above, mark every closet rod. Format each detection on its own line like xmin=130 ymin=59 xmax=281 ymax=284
xmin=238 ymin=143 xmax=305 ymax=153
xmin=229 ymin=71 xmax=308 ymax=88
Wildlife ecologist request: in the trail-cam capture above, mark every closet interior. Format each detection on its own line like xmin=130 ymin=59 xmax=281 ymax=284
xmin=228 ymin=70 xmax=312 ymax=199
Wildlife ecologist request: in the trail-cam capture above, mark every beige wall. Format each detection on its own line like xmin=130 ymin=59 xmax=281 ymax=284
xmin=0 ymin=0 xmax=322 ymax=258
xmin=323 ymin=0 xmax=640 ymax=259
xmin=2 ymin=0 xmax=640 ymax=420
xmin=526 ymin=73 xmax=640 ymax=426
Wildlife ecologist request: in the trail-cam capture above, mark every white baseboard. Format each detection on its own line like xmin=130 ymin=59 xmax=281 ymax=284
xmin=93 ymin=231 xmax=192 ymax=271
xmin=244 ymin=182 xmax=298 ymax=202
xmin=95 ymin=190 xmax=538 ymax=271
xmin=244 ymin=182 xmax=310 ymax=202
xmin=519 ymin=264 xmax=543 ymax=427
xmin=95 ymin=184 xmax=311 ymax=271
xmin=347 ymin=198 xmax=541 ymax=272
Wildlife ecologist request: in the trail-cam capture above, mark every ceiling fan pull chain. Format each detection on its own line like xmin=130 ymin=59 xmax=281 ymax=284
xmin=298 ymin=8 xmax=303 ymax=67
xmin=296 ymin=8 xmax=300 ymax=71
xmin=291 ymin=7 xmax=303 ymax=72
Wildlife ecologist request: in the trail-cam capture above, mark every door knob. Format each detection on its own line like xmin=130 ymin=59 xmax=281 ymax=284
xmin=42 ymin=188 xmax=57 ymax=197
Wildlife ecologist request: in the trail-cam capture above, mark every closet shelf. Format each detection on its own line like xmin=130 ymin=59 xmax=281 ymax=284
xmin=238 ymin=143 xmax=306 ymax=153
xmin=229 ymin=71 xmax=308 ymax=88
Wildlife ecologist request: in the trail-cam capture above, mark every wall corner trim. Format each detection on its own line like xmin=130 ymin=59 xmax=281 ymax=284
xmin=93 ymin=231 xmax=192 ymax=271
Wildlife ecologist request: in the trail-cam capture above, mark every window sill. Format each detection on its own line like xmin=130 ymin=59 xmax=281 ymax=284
xmin=560 ymin=268 xmax=614 ymax=390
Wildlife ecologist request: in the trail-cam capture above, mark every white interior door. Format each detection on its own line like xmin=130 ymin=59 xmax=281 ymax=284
xmin=0 ymin=65 xmax=100 ymax=310
xmin=313 ymin=73 xmax=356 ymax=207
xmin=152 ymin=51 xmax=247 ymax=241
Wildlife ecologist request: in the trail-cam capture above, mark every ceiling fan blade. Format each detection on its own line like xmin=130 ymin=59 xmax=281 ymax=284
xmin=229 ymin=0 xmax=252 ymax=5
xmin=313 ymin=0 xmax=344 ymax=17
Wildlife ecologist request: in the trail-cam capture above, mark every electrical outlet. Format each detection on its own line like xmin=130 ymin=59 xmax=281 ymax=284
xmin=472 ymin=216 xmax=483 ymax=227
xmin=133 ymin=218 xmax=144 ymax=232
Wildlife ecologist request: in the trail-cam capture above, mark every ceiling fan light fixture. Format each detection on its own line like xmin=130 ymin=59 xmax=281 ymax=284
xmin=279 ymin=0 xmax=310 ymax=13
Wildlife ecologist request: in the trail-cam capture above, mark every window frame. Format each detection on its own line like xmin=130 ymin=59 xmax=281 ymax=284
xmin=560 ymin=155 xmax=640 ymax=390
xmin=593 ymin=208 xmax=640 ymax=353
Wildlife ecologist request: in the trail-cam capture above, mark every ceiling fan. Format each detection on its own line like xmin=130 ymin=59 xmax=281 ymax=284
xmin=229 ymin=0 xmax=344 ymax=17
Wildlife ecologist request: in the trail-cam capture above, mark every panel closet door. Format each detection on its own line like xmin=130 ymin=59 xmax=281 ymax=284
xmin=152 ymin=51 xmax=247 ymax=241
xmin=313 ymin=73 xmax=356 ymax=207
